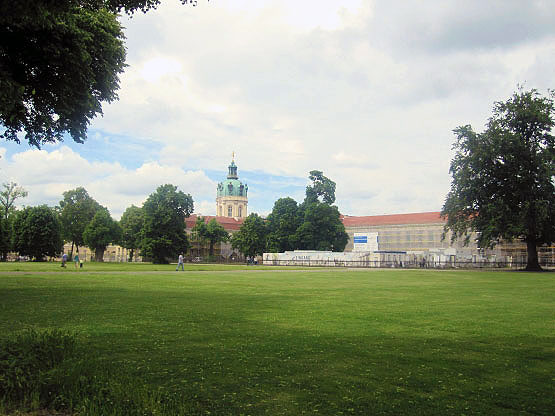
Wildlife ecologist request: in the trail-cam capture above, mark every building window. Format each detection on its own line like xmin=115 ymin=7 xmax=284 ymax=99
xmin=238 ymin=206 xmax=242 ymax=217
xmin=219 ymin=206 xmax=222 ymax=216
xmin=228 ymin=205 xmax=232 ymax=217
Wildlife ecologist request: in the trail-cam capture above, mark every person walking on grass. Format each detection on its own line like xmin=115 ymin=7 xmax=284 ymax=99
xmin=61 ymin=253 xmax=68 ymax=268
xmin=176 ymin=253 xmax=184 ymax=271
xmin=74 ymin=253 xmax=79 ymax=269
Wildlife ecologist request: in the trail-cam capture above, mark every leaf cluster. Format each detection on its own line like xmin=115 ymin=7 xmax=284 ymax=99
xmin=0 ymin=1 xmax=127 ymax=146
xmin=305 ymin=170 xmax=336 ymax=205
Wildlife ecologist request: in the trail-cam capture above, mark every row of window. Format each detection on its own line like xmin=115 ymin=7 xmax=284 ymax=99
xmin=218 ymin=205 xmax=243 ymax=217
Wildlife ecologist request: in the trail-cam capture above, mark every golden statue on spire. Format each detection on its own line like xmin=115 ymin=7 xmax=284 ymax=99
xmin=232 ymin=151 xmax=235 ymax=162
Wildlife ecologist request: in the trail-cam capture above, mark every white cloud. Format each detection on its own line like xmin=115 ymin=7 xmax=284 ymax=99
xmin=0 ymin=146 xmax=216 ymax=219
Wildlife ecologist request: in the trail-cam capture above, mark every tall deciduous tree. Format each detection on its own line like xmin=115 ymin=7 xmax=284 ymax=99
xmin=120 ymin=205 xmax=144 ymax=261
xmin=12 ymin=205 xmax=63 ymax=261
xmin=83 ymin=208 xmax=122 ymax=261
xmin=266 ymin=197 xmax=301 ymax=252
xmin=441 ymin=88 xmax=555 ymax=271
xmin=231 ymin=213 xmax=268 ymax=259
xmin=192 ymin=217 xmax=229 ymax=257
xmin=264 ymin=171 xmax=348 ymax=253
xmin=0 ymin=0 xmax=203 ymax=147
xmin=291 ymin=171 xmax=347 ymax=252
xmin=59 ymin=187 xmax=102 ymax=256
xmin=0 ymin=182 xmax=28 ymax=261
xmin=140 ymin=184 xmax=193 ymax=264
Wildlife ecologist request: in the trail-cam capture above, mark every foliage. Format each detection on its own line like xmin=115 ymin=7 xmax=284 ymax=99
xmin=0 ymin=2 xmax=125 ymax=147
xmin=305 ymin=170 xmax=336 ymax=205
xmin=0 ymin=1 xmax=203 ymax=147
xmin=140 ymin=184 xmax=193 ymax=264
xmin=231 ymin=213 xmax=268 ymax=258
xmin=265 ymin=171 xmax=347 ymax=253
xmin=12 ymin=205 xmax=63 ymax=261
xmin=266 ymin=197 xmax=301 ymax=252
xmin=294 ymin=201 xmax=348 ymax=251
xmin=192 ymin=216 xmax=229 ymax=257
xmin=119 ymin=205 xmax=144 ymax=261
xmin=0 ymin=329 xmax=76 ymax=406
xmin=0 ymin=182 xmax=28 ymax=261
xmin=441 ymin=88 xmax=555 ymax=271
xmin=83 ymin=208 xmax=122 ymax=261
xmin=59 ymin=187 xmax=102 ymax=255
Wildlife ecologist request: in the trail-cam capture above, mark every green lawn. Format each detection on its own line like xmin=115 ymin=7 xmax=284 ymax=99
xmin=0 ymin=266 xmax=553 ymax=415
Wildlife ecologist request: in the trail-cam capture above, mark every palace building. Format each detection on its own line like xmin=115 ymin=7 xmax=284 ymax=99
xmin=62 ymin=156 xmax=554 ymax=266
xmin=216 ymin=156 xmax=248 ymax=219
xmin=189 ymin=158 xmax=554 ymax=266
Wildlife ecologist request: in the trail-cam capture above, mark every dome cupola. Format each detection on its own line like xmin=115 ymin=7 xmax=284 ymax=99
xmin=216 ymin=154 xmax=248 ymax=218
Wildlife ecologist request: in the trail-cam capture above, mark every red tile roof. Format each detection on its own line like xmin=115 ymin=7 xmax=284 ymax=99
xmin=185 ymin=214 xmax=244 ymax=231
xmin=341 ymin=212 xmax=445 ymax=227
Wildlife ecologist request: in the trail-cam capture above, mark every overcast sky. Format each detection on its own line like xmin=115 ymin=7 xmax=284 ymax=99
xmin=1 ymin=0 xmax=554 ymax=219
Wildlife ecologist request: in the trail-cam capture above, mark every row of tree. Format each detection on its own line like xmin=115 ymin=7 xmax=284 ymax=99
xmin=0 ymin=170 xmax=347 ymax=263
xmin=0 ymin=184 xmax=194 ymax=263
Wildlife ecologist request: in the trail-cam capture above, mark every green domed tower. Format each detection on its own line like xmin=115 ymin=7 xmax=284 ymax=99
xmin=216 ymin=156 xmax=248 ymax=218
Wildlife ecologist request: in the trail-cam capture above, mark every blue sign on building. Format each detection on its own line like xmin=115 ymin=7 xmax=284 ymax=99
xmin=353 ymin=236 xmax=368 ymax=244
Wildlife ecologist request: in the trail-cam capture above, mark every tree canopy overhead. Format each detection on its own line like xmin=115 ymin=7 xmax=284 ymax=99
xmin=0 ymin=0 xmax=204 ymax=147
xmin=441 ymin=88 xmax=555 ymax=271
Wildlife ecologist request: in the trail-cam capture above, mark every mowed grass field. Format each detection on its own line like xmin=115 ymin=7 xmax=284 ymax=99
xmin=0 ymin=264 xmax=553 ymax=415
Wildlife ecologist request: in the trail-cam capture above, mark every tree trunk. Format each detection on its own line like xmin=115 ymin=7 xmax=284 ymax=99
xmin=95 ymin=248 xmax=104 ymax=262
xmin=128 ymin=248 xmax=134 ymax=262
xmin=525 ymin=238 xmax=542 ymax=271
xmin=209 ymin=241 xmax=214 ymax=257
xmin=70 ymin=242 xmax=74 ymax=258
